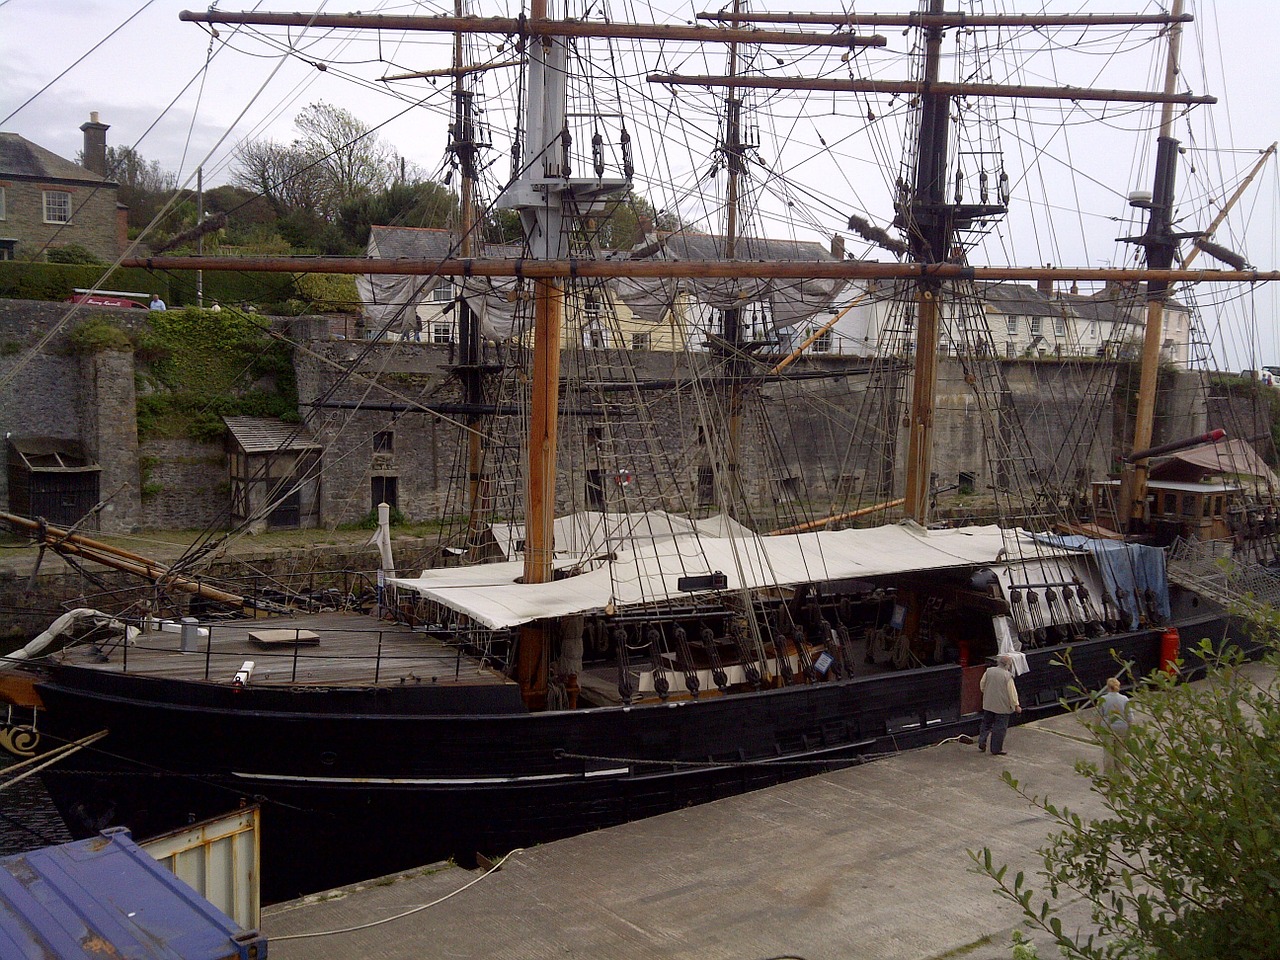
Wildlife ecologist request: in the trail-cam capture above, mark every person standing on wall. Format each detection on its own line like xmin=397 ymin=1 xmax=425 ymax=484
xmin=977 ymin=653 xmax=1021 ymax=756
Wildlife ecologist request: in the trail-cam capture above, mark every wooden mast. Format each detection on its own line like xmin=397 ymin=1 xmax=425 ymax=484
xmin=1123 ymin=0 xmax=1185 ymax=531
xmin=496 ymin=0 xmax=629 ymax=708
xmin=719 ymin=0 xmax=746 ymax=516
xmin=448 ymin=0 xmax=491 ymax=561
xmin=900 ymin=0 xmax=950 ymax=525
xmin=511 ymin=0 xmax=566 ymax=709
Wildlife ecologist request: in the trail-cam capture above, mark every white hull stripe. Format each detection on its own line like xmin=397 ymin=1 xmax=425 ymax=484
xmin=230 ymin=767 xmax=632 ymax=786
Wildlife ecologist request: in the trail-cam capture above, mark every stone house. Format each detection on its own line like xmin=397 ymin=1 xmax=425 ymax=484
xmin=824 ymin=277 xmax=1193 ymax=370
xmin=358 ymin=224 xmax=661 ymax=349
xmin=1056 ymin=281 xmax=1192 ymax=368
xmin=356 ymin=225 xmax=844 ymax=354
xmin=0 ymin=113 xmax=128 ymax=263
xmin=980 ymin=281 xmax=1078 ymax=358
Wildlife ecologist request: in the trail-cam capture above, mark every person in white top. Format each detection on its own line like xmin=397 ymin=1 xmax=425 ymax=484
xmin=1098 ymin=677 xmax=1132 ymax=777
xmin=977 ymin=653 xmax=1022 ymax=756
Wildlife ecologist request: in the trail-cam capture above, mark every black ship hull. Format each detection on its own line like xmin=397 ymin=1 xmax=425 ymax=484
xmin=32 ymin=608 xmax=1231 ymax=903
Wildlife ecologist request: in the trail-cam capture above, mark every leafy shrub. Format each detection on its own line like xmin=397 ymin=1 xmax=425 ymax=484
xmin=67 ymin=317 xmax=134 ymax=354
xmin=166 ymin=270 xmax=296 ymax=310
xmin=355 ymin=506 xmax=408 ymax=529
xmin=132 ymin=306 xmax=298 ymax=441
xmin=0 ymin=261 xmax=163 ymax=302
xmin=46 ymin=244 xmax=106 ymax=265
xmin=295 ymin=272 xmax=360 ymax=312
xmin=973 ymin=618 xmax=1280 ymax=960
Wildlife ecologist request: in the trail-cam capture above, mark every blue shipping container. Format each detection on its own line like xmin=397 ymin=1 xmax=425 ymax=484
xmin=0 ymin=826 xmax=266 ymax=959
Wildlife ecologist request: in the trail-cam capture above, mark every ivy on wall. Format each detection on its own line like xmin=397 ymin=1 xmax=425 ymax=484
xmin=70 ymin=308 xmax=298 ymax=442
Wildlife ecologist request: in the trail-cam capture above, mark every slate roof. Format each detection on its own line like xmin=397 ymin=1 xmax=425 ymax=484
xmin=639 ymin=231 xmax=834 ymax=262
xmin=977 ymin=282 xmax=1063 ymax=319
xmin=0 ymin=132 xmax=112 ymax=185
xmin=223 ymin=417 xmax=320 ymax=454
xmin=366 ymin=225 xmax=521 ymax=260
xmin=1057 ymin=283 xmax=1186 ymax=326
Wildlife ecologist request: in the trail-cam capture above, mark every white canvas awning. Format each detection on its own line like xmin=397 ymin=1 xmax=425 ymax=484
xmin=390 ymin=522 xmax=1028 ymax=629
xmin=487 ymin=510 xmax=756 ymax=561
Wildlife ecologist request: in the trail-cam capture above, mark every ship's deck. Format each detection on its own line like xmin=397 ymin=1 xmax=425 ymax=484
xmin=50 ymin=612 xmax=514 ymax=689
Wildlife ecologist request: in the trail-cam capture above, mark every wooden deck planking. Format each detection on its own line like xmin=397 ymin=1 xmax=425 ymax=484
xmin=54 ymin=613 xmax=513 ymax=688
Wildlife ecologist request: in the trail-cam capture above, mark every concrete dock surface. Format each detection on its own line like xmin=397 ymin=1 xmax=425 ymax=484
xmin=261 ymin=707 xmax=1121 ymax=960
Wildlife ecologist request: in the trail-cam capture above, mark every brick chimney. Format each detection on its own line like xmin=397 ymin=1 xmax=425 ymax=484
xmin=830 ymin=233 xmax=846 ymax=259
xmin=80 ymin=112 xmax=110 ymax=176
xmin=1036 ymin=265 xmax=1052 ymax=298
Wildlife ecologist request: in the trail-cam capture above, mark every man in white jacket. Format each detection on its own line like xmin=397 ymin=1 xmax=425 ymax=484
xmin=977 ymin=653 xmax=1022 ymax=756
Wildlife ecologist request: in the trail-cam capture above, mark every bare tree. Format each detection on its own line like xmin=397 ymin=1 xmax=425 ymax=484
xmin=76 ymin=145 xmax=178 ymax=230
xmin=293 ymin=102 xmax=396 ymax=216
xmin=232 ymin=138 xmax=327 ymax=219
xmin=233 ymin=103 xmax=398 ymax=223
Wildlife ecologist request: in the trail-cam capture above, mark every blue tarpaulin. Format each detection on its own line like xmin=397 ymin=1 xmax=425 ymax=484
xmin=1031 ymin=534 xmax=1171 ymax=630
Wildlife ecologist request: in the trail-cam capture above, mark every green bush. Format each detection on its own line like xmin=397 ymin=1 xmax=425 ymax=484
xmin=295 ymin=272 xmax=360 ymax=312
xmin=66 ymin=317 xmax=135 ymax=354
xmin=0 ymin=261 xmax=164 ymax=302
xmin=167 ymin=271 xmax=296 ymax=310
xmin=46 ymin=244 xmax=106 ymax=265
xmin=355 ymin=505 xmax=408 ymax=529
xmin=132 ymin=306 xmax=297 ymax=442
xmin=973 ymin=619 xmax=1280 ymax=960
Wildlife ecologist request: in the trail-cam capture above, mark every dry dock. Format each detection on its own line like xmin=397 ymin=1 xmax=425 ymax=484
xmin=258 ymin=704 xmax=1134 ymax=960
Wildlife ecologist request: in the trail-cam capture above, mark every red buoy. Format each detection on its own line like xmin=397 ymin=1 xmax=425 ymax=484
xmin=1160 ymin=626 xmax=1181 ymax=674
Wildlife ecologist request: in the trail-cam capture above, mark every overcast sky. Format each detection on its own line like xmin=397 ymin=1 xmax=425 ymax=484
xmin=2 ymin=0 xmax=1278 ymax=364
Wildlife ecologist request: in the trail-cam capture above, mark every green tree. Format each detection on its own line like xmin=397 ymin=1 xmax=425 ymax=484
xmin=584 ymin=190 xmax=680 ymax=250
xmin=203 ymin=184 xmax=278 ymax=245
xmin=336 ymin=180 xmax=458 ymax=251
xmin=972 ymin=623 xmax=1280 ymax=959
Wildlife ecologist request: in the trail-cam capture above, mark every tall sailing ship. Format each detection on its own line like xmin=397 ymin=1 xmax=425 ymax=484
xmin=1 ymin=0 xmax=1275 ymax=900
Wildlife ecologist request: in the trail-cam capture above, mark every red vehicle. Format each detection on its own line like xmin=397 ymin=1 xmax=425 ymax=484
xmin=65 ymin=291 xmax=148 ymax=309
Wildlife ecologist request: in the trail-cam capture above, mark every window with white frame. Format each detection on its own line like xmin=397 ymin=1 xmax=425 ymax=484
xmin=631 ymin=332 xmax=651 ymax=350
xmin=432 ymin=321 xmax=454 ymax=344
xmin=809 ymin=327 xmax=832 ymax=353
xmin=430 ymin=280 xmax=454 ymax=302
xmin=43 ymin=190 xmax=71 ymax=224
xmin=1006 ymin=316 xmax=1018 ymax=336
xmin=1028 ymin=316 xmax=1042 ymax=336
xmin=1053 ymin=317 xmax=1066 ymax=337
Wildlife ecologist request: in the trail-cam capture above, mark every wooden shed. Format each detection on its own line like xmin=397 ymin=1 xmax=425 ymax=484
xmin=223 ymin=416 xmax=321 ymax=532
xmin=5 ymin=437 xmax=101 ymax=527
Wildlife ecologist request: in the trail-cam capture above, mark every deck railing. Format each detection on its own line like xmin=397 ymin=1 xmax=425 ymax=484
xmin=111 ymin=619 xmax=487 ymax=685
